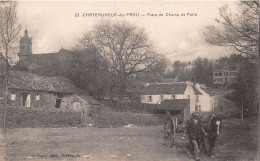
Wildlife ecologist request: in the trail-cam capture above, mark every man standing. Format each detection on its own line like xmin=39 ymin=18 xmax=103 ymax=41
xmin=182 ymin=111 xmax=207 ymax=161
xmin=164 ymin=111 xmax=175 ymax=140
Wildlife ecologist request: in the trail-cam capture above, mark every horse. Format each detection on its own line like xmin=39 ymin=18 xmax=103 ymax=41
xmin=201 ymin=114 xmax=222 ymax=158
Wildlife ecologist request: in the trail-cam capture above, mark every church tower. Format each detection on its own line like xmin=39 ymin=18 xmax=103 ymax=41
xmin=18 ymin=29 xmax=32 ymax=62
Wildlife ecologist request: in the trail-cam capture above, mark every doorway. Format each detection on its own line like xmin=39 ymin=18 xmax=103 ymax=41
xmin=22 ymin=93 xmax=31 ymax=108
xmin=55 ymin=94 xmax=62 ymax=108
xmin=55 ymin=98 xmax=62 ymax=108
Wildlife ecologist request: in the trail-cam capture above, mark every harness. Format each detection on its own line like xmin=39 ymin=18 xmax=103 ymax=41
xmin=203 ymin=118 xmax=221 ymax=138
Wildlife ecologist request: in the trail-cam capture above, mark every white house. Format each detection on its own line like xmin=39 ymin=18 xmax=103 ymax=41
xmin=140 ymin=81 xmax=202 ymax=114
xmin=195 ymin=83 xmax=215 ymax=112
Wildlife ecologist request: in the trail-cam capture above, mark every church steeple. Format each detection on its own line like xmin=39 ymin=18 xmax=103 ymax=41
xmin=18 ymin=29 xmax=32 ymax=62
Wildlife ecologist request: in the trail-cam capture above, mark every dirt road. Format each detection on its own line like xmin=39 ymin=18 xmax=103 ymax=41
xmin=3 ymin=118 xmax=258 ymax=161
xmin=0 ymin=131 xmax=7 ymax=161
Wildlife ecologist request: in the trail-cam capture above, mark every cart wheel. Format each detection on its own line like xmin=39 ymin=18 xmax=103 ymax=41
xmin=166 ymin=133 xmax=174 ymax=148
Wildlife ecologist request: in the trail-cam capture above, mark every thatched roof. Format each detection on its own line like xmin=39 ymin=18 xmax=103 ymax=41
xmin=9 ymin=70 xmax=77 ymax=93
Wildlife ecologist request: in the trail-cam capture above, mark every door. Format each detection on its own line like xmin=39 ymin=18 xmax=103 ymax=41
xmin=55 ymin=98 xmax=61 ymax=108
xmin=26 ymin=94 xmax=31 ymax=107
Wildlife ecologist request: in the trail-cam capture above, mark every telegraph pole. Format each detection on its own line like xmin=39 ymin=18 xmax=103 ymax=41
xmin=3 ymin=49 xmax=9 ymax=136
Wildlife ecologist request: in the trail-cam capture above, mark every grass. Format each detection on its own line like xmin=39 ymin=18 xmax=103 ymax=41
xmin=2 ymin=117 xmax=258 ymax=161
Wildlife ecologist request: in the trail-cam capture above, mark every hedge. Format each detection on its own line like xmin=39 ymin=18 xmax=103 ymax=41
xmin=0 ymin=106 xmax=82 ymax=129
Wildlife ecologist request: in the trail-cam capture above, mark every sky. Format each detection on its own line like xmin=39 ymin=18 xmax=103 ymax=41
xmin=16 ymin=1 xmax=237 ymax=63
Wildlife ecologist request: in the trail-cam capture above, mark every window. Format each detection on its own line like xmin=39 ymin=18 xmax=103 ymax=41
xmin=214 ymin=73 xmax=218 ymax=76
xmin=10 ymin=93 xmax=16 ymax=101
xmin=224 ymin=72 xmax=228 ymax=76
xmin=195 ymin=105 xmax=198 ymax=112
xmin=219 ymin=72 xmax=222 ymax=76
xmin=55 ymin=94 xmax=62 ymax=108
xmin=196 ymin=95 xmax=199 ymax=102
xmin=35 ymin=94 xmax=40 ymax=101
xmin=225 ymin=77 xmax=228 ymax=82
xmin=148 ymin=96 xmax=152 ymax=102
xmin=160 ymin=95 xmax=164 ymax=101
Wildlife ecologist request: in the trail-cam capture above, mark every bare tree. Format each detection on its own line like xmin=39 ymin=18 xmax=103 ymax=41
xmin=205 ymin=1 xmax=259 ymax=120
xmin=79 ymin=20 xmax=157 ymax=98
xmin=205 ymin=1 xmax=259 ymax=62
xmin=0 ymin=1 xmax=21 ymax=134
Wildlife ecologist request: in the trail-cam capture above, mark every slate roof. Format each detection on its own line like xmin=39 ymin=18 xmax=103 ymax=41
xmin=141 ymin=82 xmax=188 ymax=95
xmin=140 ymin=82 xmax=202 ymax=95
xmin=191 ymin=85 xmax=203 ymax=95
xmin=213 ymin=63 xmax=239 ymax=71
xmin=14 ymin=49 xmax=76 ymax=75
xmin=147 ymin=99 xmax=190 ymax=111
xmin=156 ymin=99 xmax=189 ymax=111
xmin=200 ymin=87 xmax=215 ymax=96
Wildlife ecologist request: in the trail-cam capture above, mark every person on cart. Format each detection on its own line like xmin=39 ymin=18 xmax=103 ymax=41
xmin=164 ymin=111 xmax=176 ymax=141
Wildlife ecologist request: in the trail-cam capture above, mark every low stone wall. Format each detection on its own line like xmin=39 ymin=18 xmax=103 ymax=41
xmin=0 ymin=106 xmax=82 ymax=129
xmin=95 ymin=111 xmax=165 ymax=128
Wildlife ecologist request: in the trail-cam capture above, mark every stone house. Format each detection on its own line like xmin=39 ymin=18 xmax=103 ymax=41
xmin=140 ymin=81 xmax=202 ymax=114
xmin=213 ymin=64 xmax=239 ymax=85
xmin=3 ymin=70 xmax=100 ymax=112
xmin=195 ymin=83 xmax=215 ymax=112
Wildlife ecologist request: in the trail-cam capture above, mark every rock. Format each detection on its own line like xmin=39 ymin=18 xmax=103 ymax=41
xmin=27 ymin=156 xmax=34 ymax=159
xmin=83 ymin=155 xmax=91 ymax=158
xmin=123 ymin=124 xmax=136 ymax=128
xmin=109 ymin=155 xmax=119 ymax=159
xmin=126 ymin=154 xmax=132 ymax=157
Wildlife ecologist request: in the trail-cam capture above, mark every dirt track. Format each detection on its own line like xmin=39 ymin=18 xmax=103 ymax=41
xmin=2 ymin=118 xmax=258 ymax=161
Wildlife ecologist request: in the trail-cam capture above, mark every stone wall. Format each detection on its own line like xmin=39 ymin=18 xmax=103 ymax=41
xmin=8 ymin=89 xmax=73 ymax=110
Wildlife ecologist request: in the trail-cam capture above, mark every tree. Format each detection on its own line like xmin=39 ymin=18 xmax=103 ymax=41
xmin=172 ymin=60 xmax=183 ymax=79
xmin=0 ymin=1 xmax=21 ymax=133
xmin=227 ymin=57 xmax=258 ymax=118
xmin=192 ymin=57 xmax=213 ymax=87
xmin=78 ymin=20 xmax=157 ymax=98
xmin=67 ymin=48 xmax=111 ymax=98
xmin=205 ymin=1 xmax=259 ymax=62
xmin=143 ymin=55 xmax=169 ymax=82
xmin=205 ymin=1 xmax=259 ymax=118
